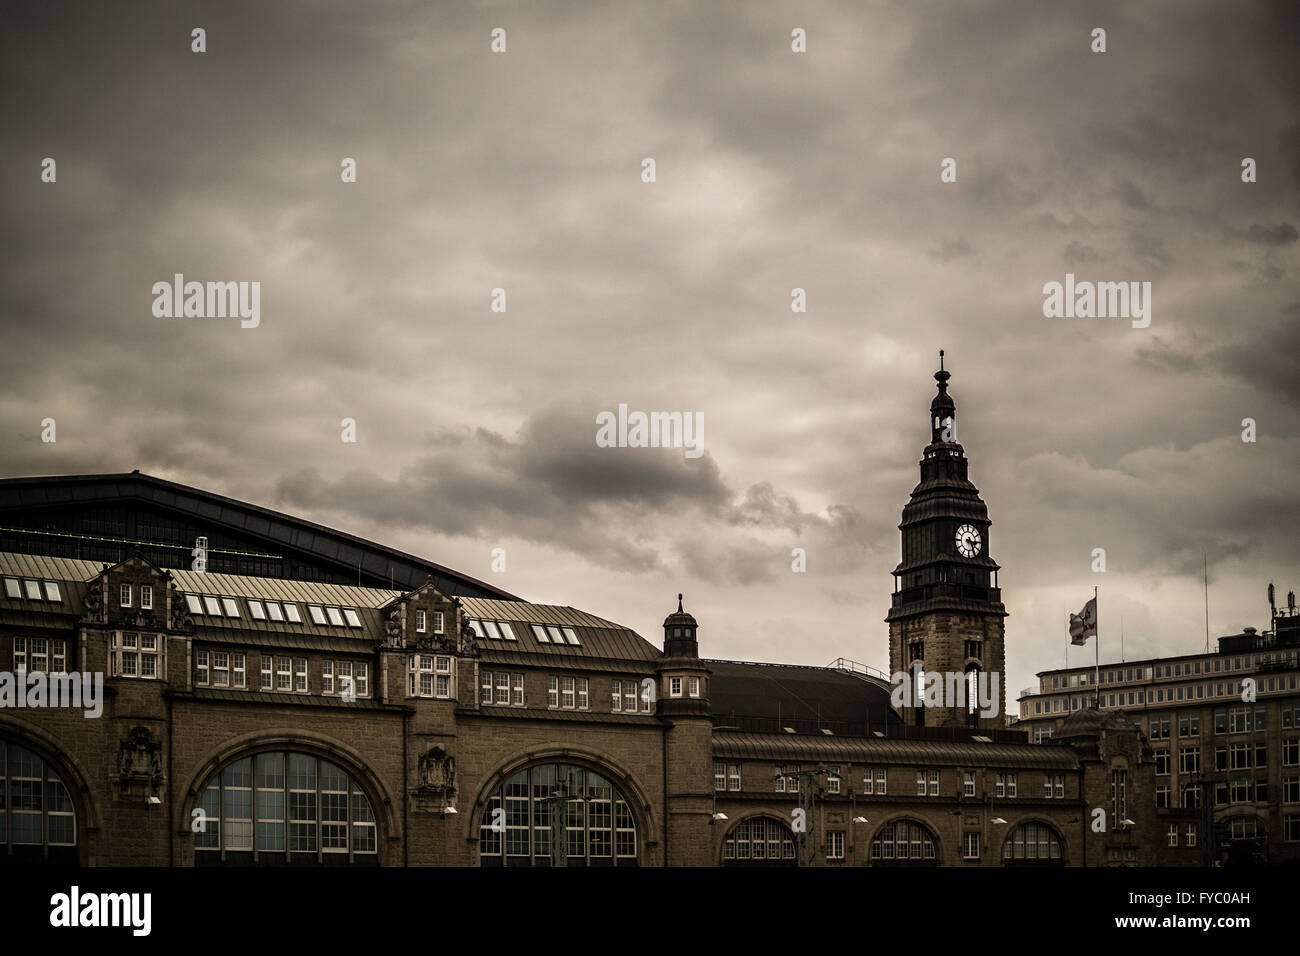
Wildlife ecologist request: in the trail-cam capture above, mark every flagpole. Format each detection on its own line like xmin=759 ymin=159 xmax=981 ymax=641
xmin=1093 ymin=586 xmax=1100 ymax=707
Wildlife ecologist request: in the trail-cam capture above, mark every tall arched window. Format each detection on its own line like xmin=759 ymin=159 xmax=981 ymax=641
xmin=1003 ymin=821 xmax=1063 ymax=864
xmin=1 ymin=740 xmax=78 ymax=864
xmin=870 ymin=818 xmax=937 ymax=864
xmin=194 ymin=752 xmax=378 ymax=865
xmin=478 ymin=763 xmax=638 ymax=867
xmin=721 ymin=816 xmax=796 ymax=866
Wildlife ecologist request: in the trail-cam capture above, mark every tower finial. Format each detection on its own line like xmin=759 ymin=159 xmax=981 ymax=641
xmin=939 ymin=348 xmax=944 ymax=371
xmin=677 ymin=593 xmax=683 ymax=613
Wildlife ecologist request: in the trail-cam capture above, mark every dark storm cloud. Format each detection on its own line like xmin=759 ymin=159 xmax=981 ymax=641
xmin=1 ymin=0 xmax=1297 ymax=696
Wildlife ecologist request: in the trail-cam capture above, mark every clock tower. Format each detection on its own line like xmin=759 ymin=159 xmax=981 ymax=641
xmin=886 ymin=352 xmax=1007 ymax=729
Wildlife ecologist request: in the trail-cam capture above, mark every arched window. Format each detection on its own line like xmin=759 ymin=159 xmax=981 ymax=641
xmin=478 ymin=763 xmax=638 ymax=867
xmin=1003 ymin=821 xmax=1063 ymax=864
xmin=871 ymin=819 xmax=937 ymax=864
xmin=194 ymin=752 xmax=378 ymax=865
xmin=722 ymin=816 xmax=795 ymax=866
xmin=1 ymin=740 xmax=78 ymax=864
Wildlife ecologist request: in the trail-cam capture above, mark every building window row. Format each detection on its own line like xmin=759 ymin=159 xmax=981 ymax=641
xmin=410 ymin=654 xmax=455 ymax=698
xmin=12 ymin=637 xmax=68 ymax=674
xmin=482 ymin=670 xmax=526 ymax=707
xmin=3 ymin=578 xmax=63 ymax=603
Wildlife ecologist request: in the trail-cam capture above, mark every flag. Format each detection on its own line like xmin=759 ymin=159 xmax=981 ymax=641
xmin=1069 ymin=597 xmax=1097 ymax=646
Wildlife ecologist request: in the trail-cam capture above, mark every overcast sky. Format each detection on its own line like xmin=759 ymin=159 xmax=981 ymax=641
xmin=2 ymin=0 xmax=1297 ymax=708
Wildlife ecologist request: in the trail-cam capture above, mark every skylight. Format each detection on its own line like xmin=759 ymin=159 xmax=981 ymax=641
xmin=248 ymin=600 xmax=266 ymax=620
xmin=496 ymin=621 xmax=517 ymax=641
xmin=203 ymin=596 xmax=221 ymax=616
xmin=308 ymin=605 xmax=326 ymax=625
xmin=221 ymin=597 xmax=241 ymax=617
xmin=531 ymin=624 xmax=549 ymax=643
xmin=326 ymin=607 xmax=345 ymax=627
xmin=185 ymin=594 xmax=203 ymax=614
xmin=266 ymin=602 xmax=284 ymax=621
xmin=3 ymin=579 xmax=19 ymax=599
xmin=561 ymin=627 xmax=580 ymax=646
xmin=43 ymin=582 xmax=62 ymax=602
xmin=24 ymin=580 xmax=42 ymax=600
xmin=284 ymin=604 xmax=302 ymax=623
xmin=343 ymin=608 xmax=362 ymax=628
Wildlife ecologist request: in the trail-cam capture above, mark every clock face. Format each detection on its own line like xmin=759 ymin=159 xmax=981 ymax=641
xmin=955 ymin=524 xmax=982 ymax=558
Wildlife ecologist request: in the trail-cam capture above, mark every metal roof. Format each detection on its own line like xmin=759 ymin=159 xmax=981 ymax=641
xmin=462 ymin=599 xmax=661 ymax=663
xmin=0 ymin=552 xmax=662 ymax=664
xmin=706 ymin=659 xmax=902 ymax=735
xmin=0 ymin=472 xmax=518 ymax=600
xmin=712 ymin=731 xmax=1080 ymax=770
xmin=0 ymin=552 xmax=106 ymax=582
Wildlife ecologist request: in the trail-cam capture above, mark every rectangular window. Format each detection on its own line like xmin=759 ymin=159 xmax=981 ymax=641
xmin=963 ymin=832 xmax=980 ymax=860
xmin=337 ymin=661 xmax=353 ymax=697
xmin=260 ymin=655 xmax=272 ymax=690
xmin=196 ymin=648 xmax=209 ymax=685
xmin=481 ymin=670 xmax=493 ymax=704
xmin=917 ymin=771 xmax=928 ymax=796
xmin=670 ymin=676 xmax=683 ymax=697
xmin=140 ymin=585 xmax=153 ymax=610
xmin=433 ymin=611 xmax=444 ymax=634
xmin=561 ymin=676 xmax=575 ymax=709
xmin=284 ymin=604 xmax=302 ymax=623
xmin=689 ymin=676 xmax=700 ymax=698
xmin=212 ymin=650 xmax=229 ymax=687
xmin=112 ymin=631 xmax=161 ymax=679
xmin=827 ymin=831 xmax=845 ymax=861
xmin=611 ymin=679 xmax=623 ymax=712
xmin=322 ymin=660 xmax=334 ymax=695
xmin=308 ymin=605 xmax=326 ymax=625
xmin=120 ymin=584 xmax=132 ymax=607
xmin=232 ymin=652 xmax=245 ymax=688
xmin=248 ymin=599 xmax=266 ymax=620
xmin=221 ymin=597 xmax=240 ymax=618
xmin=862 ymin=768 xmax=885 ymax=795
xmin=965 ymin=771 xmax=976 ymax=796
xmin=728 ymin=764 xmax=741 ymax=791
xmin=416 ymin=609 xmax=426 ymax=633
xmin=276 ymin=656 xmax=292 ymax=691
xmin=714 ymin=762 xmax=727 ymax=792
xmin=294 ymin=658 xmax=307 ymax=692
xmin=511 ymin=672 xmax=523 ymax=706
xmin=827 ymin=767 xmax=841 ymax=794
xmin=496 ymin=672 xmax=510 ymax=705
xmin=548 ymin=676 xmax=558 ymax=708
xmin=326 ymin=607 xmax=345 ymax=627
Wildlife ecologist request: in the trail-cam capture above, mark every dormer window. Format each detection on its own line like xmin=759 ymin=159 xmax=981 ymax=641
xmin=120 ymin=584 xmax=132 ymax=607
